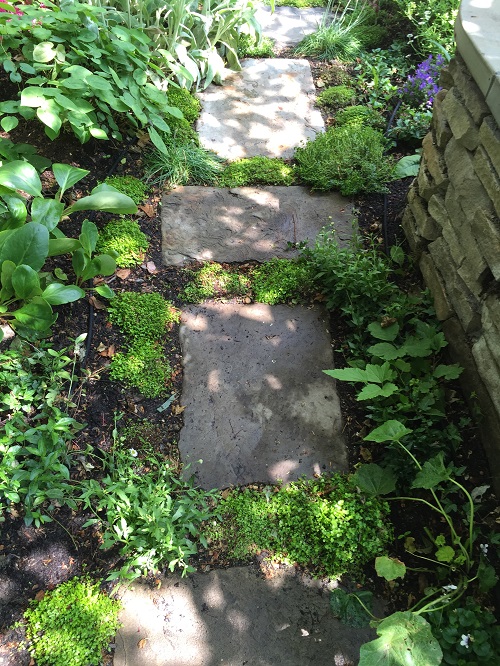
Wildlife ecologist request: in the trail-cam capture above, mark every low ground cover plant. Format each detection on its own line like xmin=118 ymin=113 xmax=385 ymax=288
xmin=295 ymin=125 xmax=394 ymax=194
xmin=207 ymin=474 xmax=392 ymax=578
xmin=103 ymin=176 xmax=148 ymax=205
xmin=237 ymin=33 xmax=275 ymax=58
xmin=315 ymin=84 xmax=356 ymax=109
xmin=218 ymin=156 xmax=296 ymax=187
xmin=96 ymin=219 xmax=149 ymax=268
xmin=182 ymin=262 xmax=250 ymax=302
xmin=251 ymin=258 xmax=313 ymax=304
xmin=23 ymin=576 xmax=121 ymax=666
xmin=144 ymin=141 xmax=224 ymax=188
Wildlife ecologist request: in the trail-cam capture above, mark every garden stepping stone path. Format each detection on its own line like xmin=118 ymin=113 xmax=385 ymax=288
xmin=254 ymin=5 xmax=327 ymax=48
xmin=179 ymin=302 xmax=346 ymax=489
xmin=115 ymin=8 xmax=366 ymax=665
xmin=162 ymin=185 xmax=353 ymax=265
xmin=196 ymin=58 xmax=324 ymax=159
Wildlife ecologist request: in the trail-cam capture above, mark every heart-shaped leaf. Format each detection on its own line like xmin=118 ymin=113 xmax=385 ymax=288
xmin=412 ymin=452 xmax=450 ymax=490
xmin=330 ymin=588 xmax=373 ymax=628
xmin=364 ymin=420 xmax=413 ymax=444
xmin=352 ymin=464 xmax=396 ymax=496
xmin=368 ymin=321 xmax=400 ymax=341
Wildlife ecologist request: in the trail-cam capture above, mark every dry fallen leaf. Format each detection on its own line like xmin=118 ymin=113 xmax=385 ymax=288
xmin=137 ymin=638 xmax=148 ymax=649
xmin=171 ymin=404 xmax=186 ymax=416
xmin=316 ymin=78 xmax=325 ymax=88
xmin=145 ymin=261 xmax=157 ymax=274
xmin=139 ymin=203 xmax=155 ymax=217
xmin=116 ymin=268 xmax=131 ymax=280
xmin=97 ymin=342 xmax=107 ymax=352
xmin=35 ymin=590 xmax=45 ymax=601
xmin=221 ymin=489 xmax=231 ymax=500
xmin=359 ymin=446 xmax=372 ymax=462
xmin=89 ymin=296 xmax=106 ymax=310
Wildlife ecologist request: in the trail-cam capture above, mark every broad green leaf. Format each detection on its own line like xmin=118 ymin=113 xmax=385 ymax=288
xmin=359 ymin=612 xmax=442 ymax=666
xmin=412 ymin=452 xmax=450 ymax=490
xmin=94 ymin=283 xmax=115 ymax=299
xmin=87 ymin=254 xmax=116 ymax=278
xmin=324 ymin=367 xmax=370 ymax=383
xmin=368 ymin=321 xmax=400 ymax=341
xmin=79 ymin=219 xmax=98 ymax=255
xmin=367 ymin=343 xmax=402 ymax=361
xmin=12 ymin=296 xmax=56 ymax=331
xmin=52 ymin=163 xmax=89 ymax=196
xmin=12 ymin=264 xmax=41 ymax=300
xmin=352 ymin=464 xmax=396 ymax=496
xmin=36 ymin=100 xmax=62 ymax=134
xmin=375 ymin=556 xmax=406 ymax=581
xmin=478 ymin=561 xmax=498 ymax=593
xmin=89 ymin=127 xmax=108 ymax=140
xmin=401 ymin=336 xmax=433 ymax=358
xmin=364 ymin=362 xmax=395 ymax=384
xmin=0 ymin=222 xmax=49 ymax=270
xmin=433 ymin=364 xmax=463 ymax=380
xmin=1 ymin=194 xmax=27 ymax=229
xmin=31 ymin=198 xmax=64 ymax=231
xmin=390 ymin=245 xmax=405 ymax=266
xmin=20 ymin=87 xmax=52 ymax=108
xmin=42 ymin=283 xmax=85 ymax=305
xmin=393 ymin=153 xmax=421 ymax=179
xmin=33 ymin=42 xmax=57 ymax=63
xmin=357 ymin=383 xmax=398 ymax=401
xmin=72 ymin=247 xmax=87 ymax=277
xmin=330 ymin=588 xmax=373 ymax=628
xmin=1 ymin=116 xmax=18 ymax=132
xmin=0 ymin=160 xmax=42 ymax=197
xmin=0 ymin=259 xmax=15 ymax=298
xmin=148 ymin=126 xmax=169 ymax=156
xmin=435 ymin=545 xmax=455 ymax=563
xmin=66 ymin=191 xmax=137 ymax=215
xmin=48 ymin=238 xmax=81 ymax=257
xmin=365 ymin=420 xmax=413 ymax=444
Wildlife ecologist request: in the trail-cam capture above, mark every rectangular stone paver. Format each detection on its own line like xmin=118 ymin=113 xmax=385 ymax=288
xmin=178 ymin=302 xmax=347 ymax=489
xmin=162 ymin=186 xmax=353 ymax=265
xmin=196 ymin=59 xmax=324 ymax=160
xmin=254 ymin=6 xmax=329 ymax=48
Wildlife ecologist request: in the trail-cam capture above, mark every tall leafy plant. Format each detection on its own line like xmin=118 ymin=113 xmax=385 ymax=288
xmin=0 ymin=160 xmax=137 ymax=340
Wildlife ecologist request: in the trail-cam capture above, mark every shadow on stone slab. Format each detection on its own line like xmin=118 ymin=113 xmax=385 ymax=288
xmin=161 ymin=186 xmax=353 ymax=266
xmin=178 ymin=303 xmax=347 ymax=489
xmin=114 ymin=566 xmax=374 ymax=666
xmin=255 ymin=6 xmax=328 ymax=48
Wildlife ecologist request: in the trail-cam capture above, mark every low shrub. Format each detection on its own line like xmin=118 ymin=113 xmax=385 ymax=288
xmin=96 ymin=219 xmax=148 ymax=268
xmin=295 ymin=125 xmax=394 ymax=195
xmin=207 ymin=474 xmax=393 ymax=579
xmin=103 ymin=175 xmax=148 ymax=205
xmin=218 ymin=156 xmax=296 ymax=187
xmin=251 ymin=258 xmax=314 ymax=304
xmin=24 ymin=577 xmax=121 ymax=666
xmin=182 ymin=263 xmax=250 ymax=302
xmin=315 ymin=85 xmax=356 ymax=109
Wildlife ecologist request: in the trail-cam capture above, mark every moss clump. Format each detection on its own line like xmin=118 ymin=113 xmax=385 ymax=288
xmin=104 ymin=175 xmax=148 ymax=205
xmin=107 ymin=292 xmax=180 ymax=342
xmin=295 ymin=125 xmax=394 ymax=195
xmin=335 ymin=105 xmax=385 ymax=130
xmin=165 ymin=116 xmax=200 ymax=146
xmin=24 ymin=577 xmax=121 ymax=666
xmin=182 ymin=263 xmax=251 ymax=302
xmin=237 ymin=33 xmax=275 ymax=58
xmin=110 ymin=341 xmax=173 ymax=398
xmin=96 ymin=219 xmax=148 ymax=268
xmin=316 ymin=85 xmax=356 ymax=109
xmin=251 ymin=258 xmax=314 ymax=304
xmin=166 ymin=86 xmax=201 ymax=124
xmin=206 ymin=474 xmax=393 ymax=579
xmin=218 ymin=156 xmax=296 ymax=187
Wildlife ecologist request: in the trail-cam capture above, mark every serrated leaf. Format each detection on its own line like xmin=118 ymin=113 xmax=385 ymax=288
xmin=364 ymin=420 xmax=413 ymax=444
xmin=357 ymin=382 xmax=398 ymax=401
xmin=368 ymin=321 xmax=400 ymax=341
xmin=433 ymin=364 xmax=463 ymax=380
xmin=359 ymin=612 xmax=442 ymax=666
xmin=401 ymin=336 xmax=433 ymax=358
xmin=375 ymin=556 xmax=406 ymax=581
xmin=367 ymin=342 xmax=402 ymax=360
xmin=324 ymin=367 xmax=371 ymax=383
xmin=330 ymin=588 xmax=373 ymax=628
xmin=478 ymin=561 xmax=498 ymax=593
xmin=352 ymin=464 xmax=396 ymax=496
xmin=412 ymin=452 xmax=450 ymax=490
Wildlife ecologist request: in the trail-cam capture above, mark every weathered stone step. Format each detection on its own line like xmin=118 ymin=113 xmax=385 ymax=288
xmin=197 ymin=59 xmax=324 ymax=160
xmin=162 ymin=186 xmax=353 ymax=266
xmin=255 ymin=5 xmax=327 ymax=48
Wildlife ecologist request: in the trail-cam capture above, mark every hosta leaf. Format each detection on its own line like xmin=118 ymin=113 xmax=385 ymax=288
xmin=364 ymin=420 xmax=413 ymax=444
xmin=31 ymin=198 xmax=64 ymax=231
xmin=0 ymin=160 xmax=42 ymax=197
xmin=33 ymin=42 xmax=57 ymax=63
xmin=368 ymin=321 xmax=400 ymax=341
xmin=375 ymin=556 xmax=406 ymax=581
xmin=412 ymin=452 xmax=450 ymax=490
xmin=359 ymin=612 xmax=442 ymax=666
xmin=0 ymin=222 xmax=49 ymax=270
xmin=12 ymin=296 xmax=56 ymax=331
xmin=42 ymin=283 xmax=85 ymax=305
xmin=52 ymin=163 xmax=89 ymax=196
xmin=352 ymin=464 xmax=396 ymax=496
xmin=330 ymin=588 xmax=373 ymax=628
xmin=11 ymin=264 xmax=41 ymax=300
xmin=66 ymin=191 xmax=137 ymax=215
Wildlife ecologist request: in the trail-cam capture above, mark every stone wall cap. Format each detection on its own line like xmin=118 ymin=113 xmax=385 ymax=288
xmin=455 ymin=0 xmax=500 ymax=125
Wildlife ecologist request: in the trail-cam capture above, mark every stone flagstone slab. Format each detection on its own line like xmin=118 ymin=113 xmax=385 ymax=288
xmin=114 ymin=566 xmax=375 ymax=666
xmin=255 ymin=5 xmax=326 ymax=47
xmin=162 ymin=186 xmax=353 ymax=265
xmin=196 ymin=59 xmax=324 ymax=159
xmin=178 ymin=302 xmax=346 ymax=489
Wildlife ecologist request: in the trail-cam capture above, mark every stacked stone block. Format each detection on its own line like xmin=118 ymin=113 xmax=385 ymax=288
xmin=402 ymin=55 xmax=500 ymax=490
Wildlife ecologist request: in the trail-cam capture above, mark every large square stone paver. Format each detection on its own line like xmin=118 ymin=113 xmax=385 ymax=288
xmin=196 ymin=59 xmax=324 ymax=159
xmin=178 ymin=302 xmax=346 ymax=489
xmin=255 ymin=5 xmax=328 ymax=47
xmin=162 ymin=186 xmax=353 ymax=265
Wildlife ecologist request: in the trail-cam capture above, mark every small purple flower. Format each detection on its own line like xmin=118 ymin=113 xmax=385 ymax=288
xmin=401 ymin=54 xmax=445 ymax=109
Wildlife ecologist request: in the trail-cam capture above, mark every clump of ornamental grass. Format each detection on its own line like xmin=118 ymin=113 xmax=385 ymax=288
xmin=96 ymin=219 xmax=148 ymax=268
xmin=144 ymin=142 xmax=224 ymax=188
xmin=218 ymin=156 xmax=296 ymax=187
